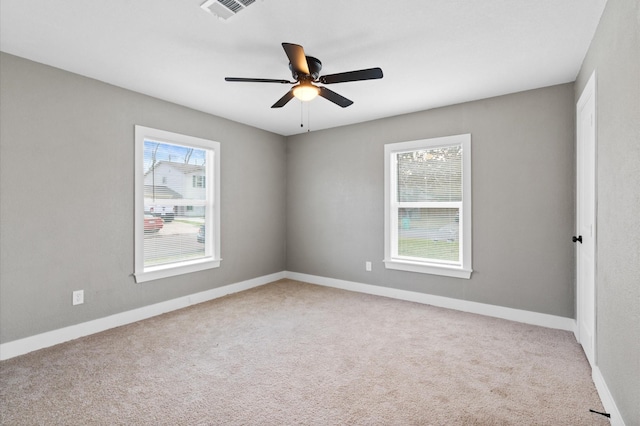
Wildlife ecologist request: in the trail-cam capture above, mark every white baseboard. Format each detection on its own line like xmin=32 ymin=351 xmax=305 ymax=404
xmin=285 ymin=271 xmax=577 ymax=332
xmin=592 ymin=365 xmax=625 ymax=426
xmin=0 ymin=271 xmax=577 ymax=356
xmin=0 ymin=271 xmax=286 ymax=361
xmin=2 ymin=270 xmax=624 ymax=424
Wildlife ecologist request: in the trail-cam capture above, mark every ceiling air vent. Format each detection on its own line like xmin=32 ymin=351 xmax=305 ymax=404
xmin=200 ymin=0 xmax=257 ymax=20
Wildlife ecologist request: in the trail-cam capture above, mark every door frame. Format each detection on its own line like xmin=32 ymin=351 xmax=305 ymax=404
xmin=575 ymin=71 xmax=597 ymax=366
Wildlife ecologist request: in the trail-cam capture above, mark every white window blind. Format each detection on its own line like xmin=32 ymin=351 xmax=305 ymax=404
xmin=396 ymin=145 xmax=462 ymax=264
xmin=134 ymin=126 xmax=220 ymax=283
xmin=384 ymin=134 xmax=472 ymax=279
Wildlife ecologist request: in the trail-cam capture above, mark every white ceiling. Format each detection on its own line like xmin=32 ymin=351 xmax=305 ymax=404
xmin=0 ymin=0 xmax=607 ymax=136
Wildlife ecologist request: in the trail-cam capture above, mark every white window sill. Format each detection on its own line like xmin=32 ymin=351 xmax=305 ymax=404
xmin=384 ymin=258 xmax=472 ymax=279
xmin=134 ymin=257 xmax=221 ymax=283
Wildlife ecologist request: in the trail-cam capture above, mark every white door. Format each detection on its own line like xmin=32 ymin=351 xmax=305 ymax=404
xmin=576 ymin=72 xmax=597 ymax=367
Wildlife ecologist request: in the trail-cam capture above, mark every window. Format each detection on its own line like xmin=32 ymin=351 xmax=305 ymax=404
xmin=192 ymin=175 xmax=206 ymax=188
xmin=384 ymin=134 xmax=472 ymax=279
xmin=134 ymin=126 xmax=221 ymax=283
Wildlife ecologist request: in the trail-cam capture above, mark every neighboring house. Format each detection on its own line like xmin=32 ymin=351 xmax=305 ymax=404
xmin=143 ymin=185 xmax=182 ymax=221
xmin=143 ymin=161 xmax=206 ymax=217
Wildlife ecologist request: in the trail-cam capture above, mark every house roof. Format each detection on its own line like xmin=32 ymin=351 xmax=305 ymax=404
xmin=143 ymin=185 xmax=183 ymax=200
xmin=145 ymin=161 xmax=204 ymax=177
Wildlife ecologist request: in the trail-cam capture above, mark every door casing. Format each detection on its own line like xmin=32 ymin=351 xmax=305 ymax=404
xmin=575 ymin=71 xmax=597 ymax=367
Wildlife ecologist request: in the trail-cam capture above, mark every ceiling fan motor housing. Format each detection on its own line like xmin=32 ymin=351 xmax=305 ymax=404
xmin=290 ymin=56 xmax=322 ymax=81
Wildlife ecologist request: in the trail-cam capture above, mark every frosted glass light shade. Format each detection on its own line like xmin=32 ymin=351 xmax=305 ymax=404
xmin=293 ymin=83 xmax=320 ymax=101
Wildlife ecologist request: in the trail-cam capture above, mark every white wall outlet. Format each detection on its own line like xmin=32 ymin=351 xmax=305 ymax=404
xmin=365 ymin=261 xmax=372 ymax=272
xmin=72 ymin=290 xmax=84 ymax=305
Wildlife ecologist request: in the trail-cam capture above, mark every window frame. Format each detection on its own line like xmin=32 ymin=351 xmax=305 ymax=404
xmin=134 ymin=125 xmax=221 ymax=283
xmin=384 ymin=134 xmax=472 ymax=279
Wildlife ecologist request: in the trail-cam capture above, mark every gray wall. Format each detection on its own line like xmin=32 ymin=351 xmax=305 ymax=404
xmin=0 ymin=53 xmax=287 ymax=343
xmin=286 ymin=84 xmax=576 ymax=318
xmin=575 ymin=0 xmax=640 ymax=423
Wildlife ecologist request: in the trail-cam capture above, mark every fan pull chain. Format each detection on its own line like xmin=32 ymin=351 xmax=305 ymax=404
xmin=299 ymin=101 xmax=311 ymax=132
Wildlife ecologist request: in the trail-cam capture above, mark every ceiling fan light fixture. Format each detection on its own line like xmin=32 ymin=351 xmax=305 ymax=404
xmin=293 ymin=83 xmax=320 ymax=102
xmin=225 ymin=42 xmax=382 ymax=108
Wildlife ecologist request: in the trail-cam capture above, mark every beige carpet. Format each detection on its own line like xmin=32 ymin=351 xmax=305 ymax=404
xmin=1 ymin=280 xmax=608 ymax=425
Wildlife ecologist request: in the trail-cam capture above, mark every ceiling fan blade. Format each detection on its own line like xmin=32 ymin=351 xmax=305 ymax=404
xmin=282 ymin=43 xmax=310 ymax=77
xmin=225 ymin=77 xmax=292 ymax=84
xmin=319 ymin=67 xmax=383 ymax=84
xmin=271 ymin=89 xmax=295 ymax=108
xmin=318 ymin=87 xmax=353 ymax=108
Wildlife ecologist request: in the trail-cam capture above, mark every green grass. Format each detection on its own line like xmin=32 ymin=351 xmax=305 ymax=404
xmin=398 ymin=238 xmax=459 ymax=262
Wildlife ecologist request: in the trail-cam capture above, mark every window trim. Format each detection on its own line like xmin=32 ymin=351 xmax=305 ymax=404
xmin=134 ymin=125 xmax=221 ymax=283
xmin=384 ymin=134 xmax=472 ymax=279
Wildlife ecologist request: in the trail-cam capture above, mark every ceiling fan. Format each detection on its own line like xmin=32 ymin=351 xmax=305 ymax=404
xmin=225 ymin=42 xmax=383 ymax=108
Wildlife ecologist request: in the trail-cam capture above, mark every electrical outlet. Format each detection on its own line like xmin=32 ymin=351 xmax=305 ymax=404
xmin=365 ymin=261 xmax=372 ymax=272
xmin=72 ymin=290 xmax=84 ymax=305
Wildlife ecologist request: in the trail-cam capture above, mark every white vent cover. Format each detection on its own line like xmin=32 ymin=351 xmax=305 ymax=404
xmin=200 ymin=0 xmax=257 ymax=20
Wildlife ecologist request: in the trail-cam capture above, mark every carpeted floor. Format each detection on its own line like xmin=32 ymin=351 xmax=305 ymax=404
xmin=1 ymin=279 xmax=609 ymax=425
